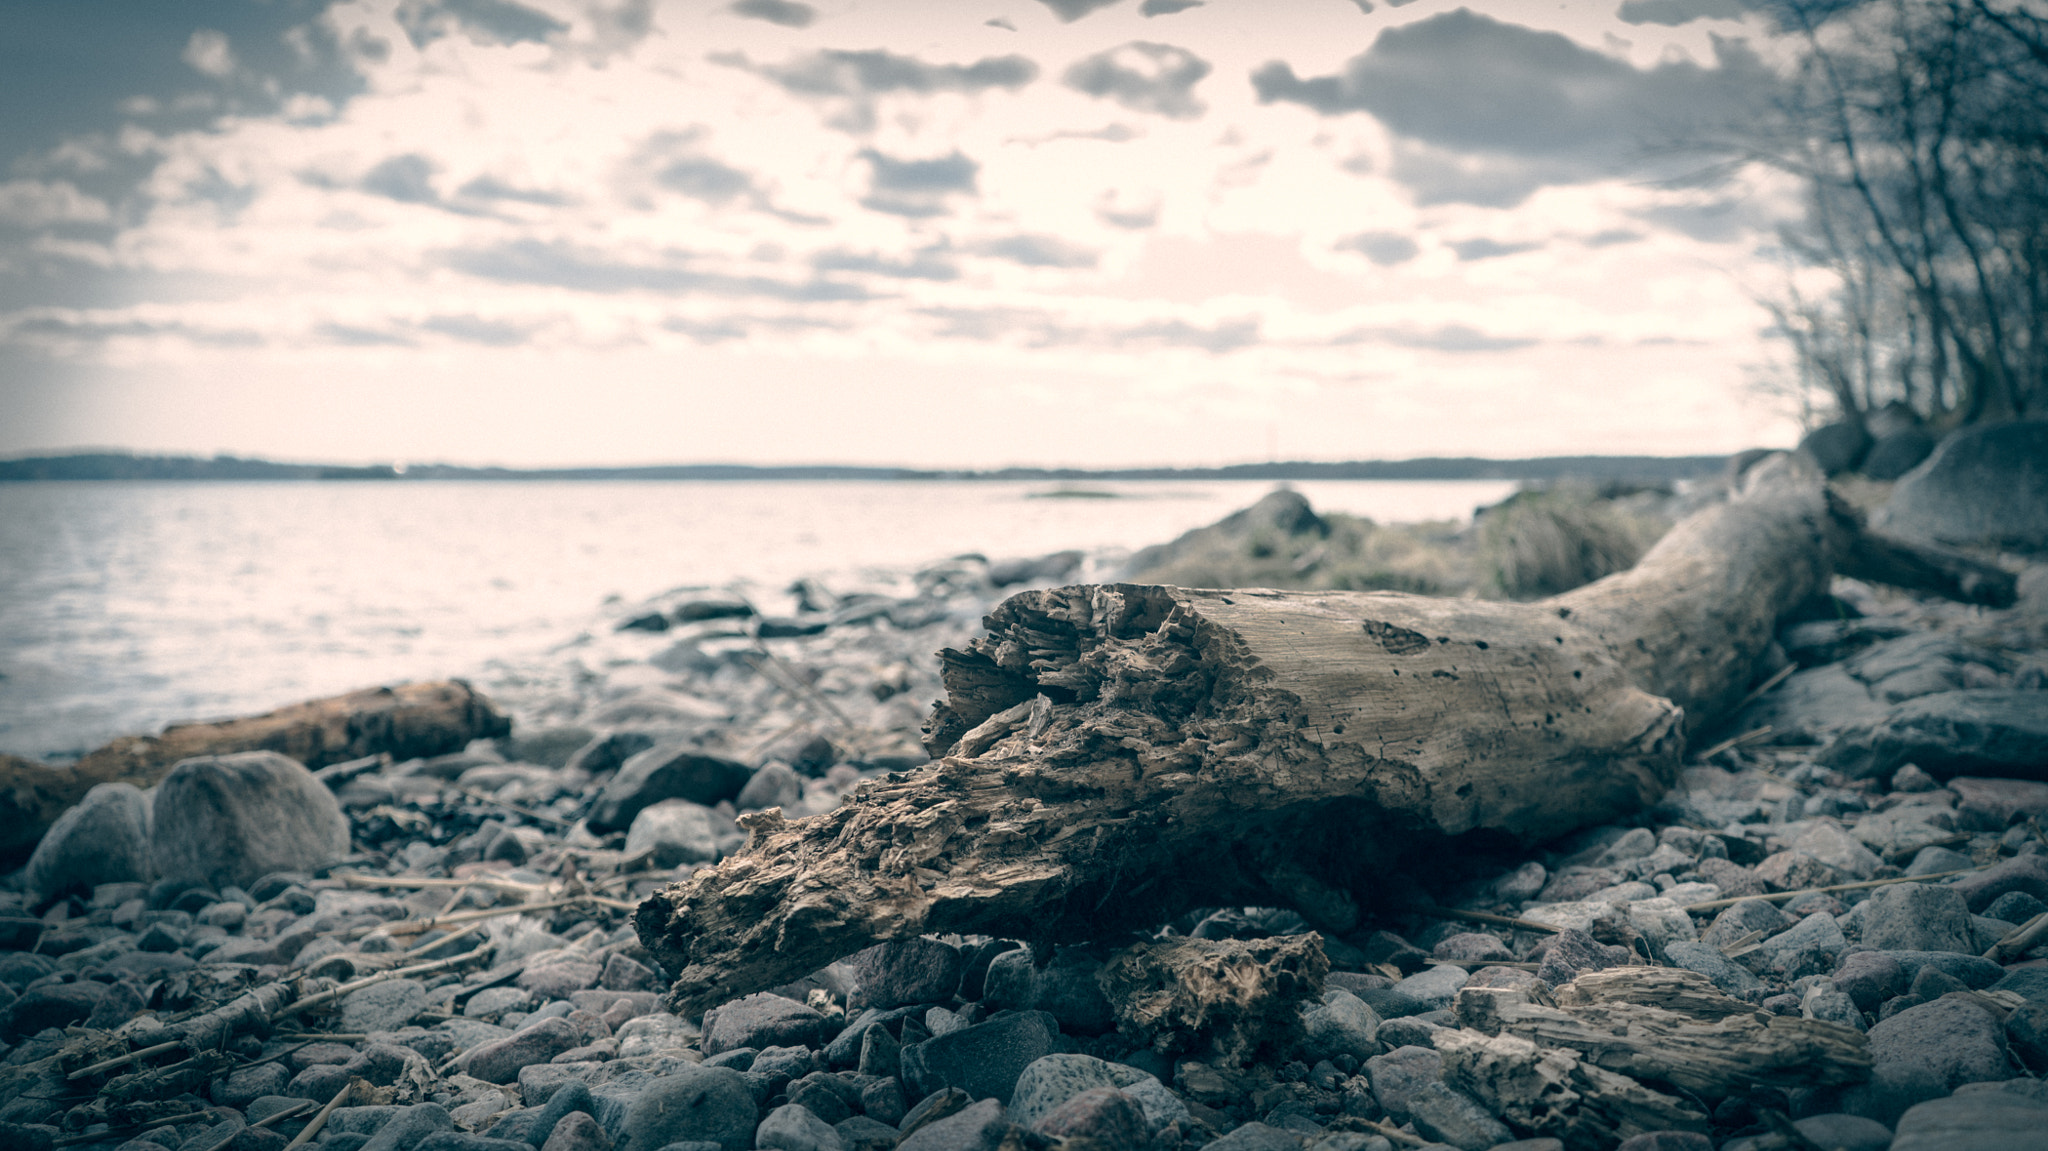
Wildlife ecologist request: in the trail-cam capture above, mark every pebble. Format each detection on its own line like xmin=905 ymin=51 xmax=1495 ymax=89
xmin=900 ymin=1009 xmax=1062 ymax=1104
xmin=703 ymin=994 xmax=828 ymax=1055
xmin=1839 ymin=995 xmax=2019 ymax=1125
xmin=618 ymin=1065 xmax=758 ymax=1151
xmin=754 ymin=1103 xmax=843 ymax=1151
xmin=845 ymin=937 xmax=963 ymax=1010
xmin=1860 ymin=882 xmax=1976 ymax=952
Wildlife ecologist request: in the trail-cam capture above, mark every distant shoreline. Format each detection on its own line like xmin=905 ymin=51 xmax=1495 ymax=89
xmin=0 ymin=451 xmax=1730 ymax=484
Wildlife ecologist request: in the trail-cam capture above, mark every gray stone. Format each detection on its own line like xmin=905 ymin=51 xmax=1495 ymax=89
xmin=1790 ymin=821 xmax=1881 ymax=880
xmin=588 ymin=746 xmax=752 ymax=834
xmin=1876 ymin=418 xmax=2048 ymax=551
xmin=1949 ymin=777 xmax=2048 ymax=831
xmin=210 ymin=1062 xmax=292 ymax=1109
xmin=1904 ymin=845 xmax=1973 ymax=876
xmin=702 ymin=994 xmax=827 ymax=1056
xmin=1879 ymin=949 xmax=2004 ymax=989
xmin=541 ymin=1111 xmax=612 ymax=1151
xmin=1661 ymin=940 xmax=1762 ymax=995
xmin=1200 ymin=1122 xmax=1304 ymax=1151
xmin=1392 ymin=966 xmax=1467 ymax=1008
xmin=1859 ymin=882 xmax=1975 ymax=952
xmin=1889 ymin=1091 xmax=2048 ymax=1151
xmin=784 ymin=1078 xmax=852 ymax=1126
xmin=1008 ymin=1054 xmax=1122 ymax=1129
xmin=414 ymin=1137 xmax=532 ymax=1151
xmin=1732 ymin=665 xmax=1888 ymax=743
xmin=1840 ymin=996 xmax=2016 ymax=1126
xmin=361 ymin=1104 xmax=456 ymax=1151
xmin=2 ymin=981 xmax=108 ymax=1040
xmin=900 ymin=1009 xmax=1062 ymax=1105
xmin=624 ymin=801 xmax=722 ymax=867
xmin=1404 ymin=1081 xmax=1509 ymax=1151
xmin=341 ymin=980 xmax=427 ymax=1033
xmin=151 ymin=751 xmax=350 ymax=889
xmin=735 ymin=764 xmax=803 ymax=814
xmin=896 ymin=1099 xmax=1011 ymax=1151
xmin=846 ymin=938 xmax=962 ymax=1010
xmin=25 ymin=782 xmax=154 ymax=902
xmin=1800 ymin=419 xmax=1869 ymax=476
xmin=1533 ymin=928 xmax=1630 ymax=987
xmin=1299 ymin=989 xmax=1382 ymax=1064
xmin=1992 ymin=967 xmax=2048 ymax=1003
xmin=1862 ymin=426 xmax=1935 ymax=480
xmin=1822 ymin=690 xmax=2048 ymax=781
xmin=856 ymin=1024 xmax=899 ymax=1079
xmin=467 ymin=987 xmax=534 ymax=1020
xmin=1748 ymin=911 xmax=1846 ymax=982
xmin=459 ymin=1018 xmax=583 ymax=1085
xmin=619 ymin=1066 xmax=759 ymax=1151
xmin=1031 ymin=1087 xmax=1147 ymax=1145
xmin=1800 ymin=980 xmax=1863 ymax=1030
xmin=980 ymin=948 xmax=1113 ymax=1034
xmin=832 ymin=1117 xmax=899 ymax=1151
xmin=858 ymin=1079 xmax=904 ymax=1126
xmin=1984 ymin=890 xmax=2048 ymax=924
xmin=1612 ymin=1135 xmax=1709 ymax=1151
xmin=1831 ymin=951 xmax=1906 ymax=1012
xmin=1364 ymin=1045 xmax=1444 ymax=1123
xmin=1122 ymin=1077 xmax=1188 ymax=1133
xmin=754 ymin=1105 xmax=841 ymax=1151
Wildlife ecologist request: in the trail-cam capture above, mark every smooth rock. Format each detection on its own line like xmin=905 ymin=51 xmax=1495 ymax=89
xmin=361 ymin=1104 xmax=456 ymax=1151
xmin=151 ymin=751 xmax=351 ymax=889
xmin=1200 ymin=1123 xmax=1304 ymax=1151
xmin=1862 ymin=426 xmax=1935 ymax=480
xmin=2 ymin=981 xmax=107 ymax=1040
xmin=1392 ymin=966 xmax=1467 ymax=1008
xmin=1748 ymin=911 xmax=1847 ymax=982
xmin=624 ymin=801 xmax=722 ymax=867
xmin=1299 ymin=989 xmax=1382 ymax=1064
xmin=754 ymin=1104 xmax=841 ymax=1151
xmin=1888 ymin=1090 xmax=2048 ymax=1151
xmin=1031 ymin=1086 xmax=1147 ymax=1145
xmin=1950 ymin=776 xmax=2048 ymax=831
xmin=1876 ymin=418 xmax=2048 ymax=551
xmin=1858 ymin=882 xmax=1975 ymax=953
xmin=896 ymin=1098 xmax=1011 ymax=1151
xmin=619 ymin=1065 xmax=759 ymax=1151
xmin=702 ymin=994 xmax=827 ymax=1056
xmin=1839 ymin=996 xmax=2016 ymax=1126
xmin=1800 ymin=419 xmax=1869 ymax=476
xmin=461 ymin=1018 xmax=583 ymax=1085
xmin=846 ymin=937 xmax=962 ymax=1010
xmin=832 ymin=1118 xmax=897 ymax=1151
xmin=1364 ymin=1045 xmax=1444 ymax=1123
xmin=587 ymin=746 xmax=752 ymax=834
xmin=1953 ymin=855 xmax=2048 ymax=913
xmin=1404 ymin=1081 xmax=1509 ymax=1150
xmin=981 ymin=947 xmax=1114 ymax=1034
xmin=341 ymin=980 xmax=427 ymax=1033
xmin=735 ymin=764 xmax=803 ymax=814
xmin=1662 ymin=940 xmax=1762 ymax=995
xmin=900 ymin=1009 xmax=1061 ymax=1105
xmin=1822 ymin=690 xmax=2048 ymax=781
xmin=541 ymin=1111 xmax=612 ymax=1151
xmin=24 ymin=782 xmax=154 ymax=901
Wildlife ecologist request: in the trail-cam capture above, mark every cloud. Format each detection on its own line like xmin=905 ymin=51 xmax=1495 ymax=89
xmin=1618 ymin=0 xmax=1755 ymax=26
xmin=1036 ymin=0 xmax=1126 ymax=22
xmin=1448 ymin=237 xmax=1544 ymax=261
xmin=183 ymin=30 xmax=236 ymax=79
xmin=421 ymin=314 xmax=537 ymax=346
xmin=317 ymin=323 xmax=415 ymax=347
xmin=972 ymin=235 xmax=1099 ymax=268
xmin=395 ymin=0 xmax=567 ymax=50
xmin=624 ymin=130 xmax=819 ymax=221
xmin=1064 ymin=42 xmax=1212 ymax=119
xmin=1140 ymin=0 xmax=1204 ymax=14
xmin=1336 ymin=322 xmax=1539 ymax=352
xmin=0 ymin=181 xmax=111 ymax=228
xmin=1010 ymin=124 xmax=1142 ymax=146
xmin=729 ymin=0 xmax=817 ymax=28
xmin=726 ymin=48 xmax=1039 ymax=132
xmin=1335 ymin=231 xmax=1418 ymax=265
xmin=361 ymin=154 xmax=440 ymax=205
xmin=921 ymin=306 xmax=1258 ymax=352
xmin=1584 ymin=228 xmax=1644 ymax=247
xmin=1095 ymin=190 xmax=1160 ymax=229
xmin=812 ymin=246 xmax=961 ymax=280
xmin=859 ymin=149 xmax=978 ymax=218
xmin=455 ymin=175 xmax=569 ymax=206
xmin=1251 ymin=10 xmax=1773 ymax=202
xmin=445 ymin=239 xmax=872 ymax=300
xmin=1632 ymin=198 xmax=1756 ymax=242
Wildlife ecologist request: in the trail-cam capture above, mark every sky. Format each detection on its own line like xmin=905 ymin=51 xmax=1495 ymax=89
xmin=0 ymin=0 xmax=1814 ymax=469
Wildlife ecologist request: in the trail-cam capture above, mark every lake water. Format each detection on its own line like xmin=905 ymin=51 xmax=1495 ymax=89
xmin=0 ymin=478 xmax=1518 ymax=761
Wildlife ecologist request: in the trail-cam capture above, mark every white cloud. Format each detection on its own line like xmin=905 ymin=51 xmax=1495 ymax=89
xmin=183 ymin=30 xmax=237 ymax=78
xmin=0 ymin=181 xmax=112 ymax=227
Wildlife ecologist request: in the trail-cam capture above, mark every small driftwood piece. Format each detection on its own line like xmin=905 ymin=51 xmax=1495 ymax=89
xmin=636 ymin=454 xmax=2010 ymax=1012
xmin=1 ymin=680 xmax=509 ymax=859
xmin=1442 ymin=967 xmax=1868 ymax=1150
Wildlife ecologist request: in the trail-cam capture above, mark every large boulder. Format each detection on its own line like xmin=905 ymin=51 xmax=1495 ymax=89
xmin=151 ymin=751 xmax=351 ymax=889
xmin=1877 ymin=419 xmax=2048 ymax=551
xmin=24 ymin=782 xmax=153 ymax=901
xmin=1820 ymin=690 xmax=2048 ymax=781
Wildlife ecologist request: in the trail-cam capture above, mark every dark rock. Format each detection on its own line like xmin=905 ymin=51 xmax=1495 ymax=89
xmin=340 ymin=979 xmax=427 ymax=1033
xmin=24 ymin=782 xmax=153 ymax=901
xmin=539 ymin=1111 xmax=610 ymax=1151
xmin=1363 ymin=1045 xmax=1444 ymax=1122
xmin=1949 ymin=777 xmax=2048 ymax=831
xmin=1009 ymin=1054 xmax=1123 ymax=1128
xmin=151 ymin=751 xmax=351 ymax=889
xmin=564 ymin=732 xmax=656 ymax=778
xmin=1031 ymin=1087 xmax=1146 ymax=1145
xmin=1754 ymin=850 xmax=1841 ymax=892
xmin=675 ymin=596 xmax=755 ymax=623
xmin=361 ymin=1105 xmax=456 ymax=1151
xmin=1876 ymin=418 xmax=2048 ymax=551
xmin=859 ymin=1078 xmax=905 ymax=1126
xmin=588 ymin=746 xmax=753 ymax=833
xmin=600 ymin=954 xmax=664 ymax=994
xmin=1822 ymin=690 xmax=2048 ymax=781
xmin=847 ymin=938 xmax=962 ymax=1010
xmin=1985 ymin=890 xmax=2048 ymax=924
xmin=81 ymin=979 xmax=146 ymax=1029
xmin=1661 ymin=940 xmax=1762 ymax=996
xmin=413 ymin=1137 xmax=532 ymax=1151
xmin=1839 ymin=995 xmax=2016 ymax=1126
xmin=1 ymin=981 xmax=107 ymax=1040
xmin=900 ymin=1009 xmax=1062 ymax=1105
xmin=896 ymin=1099 xmax=1012 ymax=1151
xmin=290 ymin=1063 xmax=353 ymax=1100
xmin=981 ymin=948 xmax=1114 ymax=1034
xmin=2008 ymin=1001 xmax=2048 ymax=1071
xmin=1862 ymin=426 xmax=1936 ymax=480
xmin=618 ymin=1065 xmax=758 ymax=1151
xmin=1298 ymin=989 xmax=1382 ymax=1064
xmin=491 ymin=1080 xmax=595 ymax=1146
xmin=624 ymin=801 xmax=722 ymax=867
xmin=1831 ymin=950 xmax=1907 ymax=1013
xmin=989 ymin=551 xmax=1083 ymax=588
xmin=1533 ymin=928 xmax=1630 ymax=987
xmin=460 ymin=1018 xmax=584 ymax=1084
xmin=833 ymin=1117 xmax=899 ymax=1151
xmin=1750 ymin=909 xmax=1849 ymax=981
xmin=1405 ymin=1081 xmax=1510 ymax=1150
xmin=856 ymin=1023 xmax=899 ymax=1078
xmin=1992 ymin=967 xmax=2048 ymax=1003
xmin=897 ymin=1087 xmax=970 ymax=1137
xmin=212 ymin=1061 xmax=292 ymax=1108
xmin=1198 ymin=1121 xmax=1303 ymax=1151
xmin=1859 ymin=882 xmax=1975 ymax=952
xmin=702 ymin=994 xmax=827 ymax=1056
xmin=1430 ymin=933 xmax=1511 ymax=963
xmin=1692 ymin=858 xmax=1765 ymax=900
xmin=751 ymin=1046 xmax=820 ymax=1093
xmin=785 ymin=1077 xmax=853 ymax=1126
xmin=1889 ymin=1091 xmax=2048 ymax=1151
xmin=1613 ymin=1135 xmax=1710 ymax=1151
xmin=754 ymin=1104 xmax=842 ymax=1151
xmin=1877 ymin=950 xmax=2004 ymax=989
xmin=735 ymin=764 xmax=803 ymax=813
xmin=1953 ymin=855 xmax=2048 ymax=912
xmin=1800 ymin=420 xmax=1870 ymax=476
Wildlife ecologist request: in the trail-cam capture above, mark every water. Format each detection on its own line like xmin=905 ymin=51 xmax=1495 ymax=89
xmin=0 ymin=478 xmax=1517 ymax=760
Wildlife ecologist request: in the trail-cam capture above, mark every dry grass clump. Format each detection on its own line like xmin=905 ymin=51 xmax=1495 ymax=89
xmin=1474 ymin=482 xmax=1677 ymax=599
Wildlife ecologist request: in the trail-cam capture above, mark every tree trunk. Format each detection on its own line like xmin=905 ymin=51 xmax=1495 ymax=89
xmin=0 ymin=680 xmax=509 ymax=860
xmin=635 ymin=454 xmax=2011 ymax=1012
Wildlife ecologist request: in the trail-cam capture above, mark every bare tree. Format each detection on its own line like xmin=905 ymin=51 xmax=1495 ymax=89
xmin=1740 ymin=0 xmax=2047 ymax=427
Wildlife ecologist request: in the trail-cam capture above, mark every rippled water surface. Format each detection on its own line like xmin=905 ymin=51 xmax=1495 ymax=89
xmin=0 ymin=478 xmax=1517 ymax=760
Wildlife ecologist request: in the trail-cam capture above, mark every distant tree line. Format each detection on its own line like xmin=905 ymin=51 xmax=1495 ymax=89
xmin=1736 ymin=0 xmax=2047 ymax=428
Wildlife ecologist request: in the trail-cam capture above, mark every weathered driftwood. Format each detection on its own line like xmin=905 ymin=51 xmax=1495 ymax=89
xmin=1441 ymin=967 xmax=1867 ymax=1149
xmin=1097 ymin=934 xmax=1329 ymax=1060
xmin=635 ymin=454 xmax=2008 ymax=1011
xmin=0 ymin=680 xmax=508 ymax=859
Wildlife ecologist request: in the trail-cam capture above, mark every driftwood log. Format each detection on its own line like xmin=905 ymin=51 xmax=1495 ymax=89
xmin=0 ymin=680 xmax=508 ymax=860
xmin=636 ymin=454 xmax=2014 ymax=1012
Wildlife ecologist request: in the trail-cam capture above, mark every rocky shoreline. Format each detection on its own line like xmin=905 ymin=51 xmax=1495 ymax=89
xmin=6 ymin=434 xmax=2048 ymax=1151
